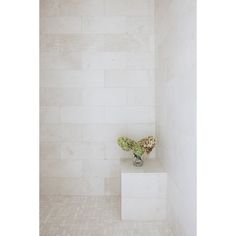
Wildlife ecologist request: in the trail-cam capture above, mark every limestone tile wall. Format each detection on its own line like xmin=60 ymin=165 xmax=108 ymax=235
xmin=155 ymin=0 xmax=196 ymax=235
xmin=40 ymin=0 xmax=156 ymax=195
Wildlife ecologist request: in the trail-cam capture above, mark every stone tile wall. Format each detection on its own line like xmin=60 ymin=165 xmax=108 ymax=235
xmin=40 ymin=0 xmax=156 ymax=195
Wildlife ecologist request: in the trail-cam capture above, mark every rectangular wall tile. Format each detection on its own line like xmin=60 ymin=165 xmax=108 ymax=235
xmin=61 ymin=124 xmax=83 ymax=142
xmin=104 ymin=177 xmax=121 ymax=195
xmin=61 ymin=142 xmax=105 ymax=159
xmin=40 ymin=88 xmax=82 ymax=106
xmin=127 ymin=17 xmax=154 ymax=34
xmin=81 ymin=88 xmax=127 ymax=106
xmin=40 ymin=106 xmax=61 ymax=123
xmin=41 ymin=34 xmax=104 ymax=52
xmin=41 ymin=17 xmax=82 ymax=34
xmin=105 ymin=70 xmax=150 ymax=88
xmin=40 ymin=52 xmax=82 ymax=70
xmin=40 ymin=34 xmax=60 ymax=52
xmin=59 ymin=0 xmax=104 ymax=16
xmin=126 ymin=53 xmax=155 ymax=69
xmin=82 ymin=124 xmax=127 ymax=143
xmin=40 ymin=124 xmax=63 ymax=142
xmin=105 ymin=107 xmax=155 ymax=123
xmin=104 ymin=34 xmax=153 ymax=52
xmin=40 ymin=0 xmax=60 ymax=17
xmin=40 ymin=159 xmax=83 ymax=177
xmin=105 ymin=0 xmax=154 ymax=16
xmin=41 ymin=124 xmax=83 ymax=142
xmin=81 ymin=160 xmax=120 ymax=178
xmin=127 ymin=123 xmax=156 ymax=140
xmin=40 ymin=70 xmax=104 ymax=88
xmin=82 ymin=17 xmax=126 ymax=34
xmin=40 ymin=142 xmax=61 ymax=159
xmin=127 ymin=88 xmax=155 ymax=106
xmin=40 ymin=177 xmax=104 ymax=195
xmin=61 ymin=107 xmax=105 ymax=123
xmin=81 ymin=52 xmax=126 ymax=69
xmin=104 ymin=142 xmax=129 ymax=160
xmin=41 ymin=159 xmax=119 ymax=179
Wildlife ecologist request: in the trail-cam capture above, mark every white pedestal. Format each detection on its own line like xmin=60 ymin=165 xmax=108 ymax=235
xmin=121 ymin=158 xmax=167 ymax=221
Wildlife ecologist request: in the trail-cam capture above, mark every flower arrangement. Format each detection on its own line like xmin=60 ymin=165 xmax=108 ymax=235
xmin=117 ymin=136 xmax=157 ymax=166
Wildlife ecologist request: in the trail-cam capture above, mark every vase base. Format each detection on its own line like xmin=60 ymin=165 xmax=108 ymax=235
xmin=133 ymin=158 xmax=143 ymax=167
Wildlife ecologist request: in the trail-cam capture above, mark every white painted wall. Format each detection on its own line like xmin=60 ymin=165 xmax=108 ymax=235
xmin=40 ymin=0 xmax=156 ymax=195
xmin=155 ymin=0 xmax=196 ymax=235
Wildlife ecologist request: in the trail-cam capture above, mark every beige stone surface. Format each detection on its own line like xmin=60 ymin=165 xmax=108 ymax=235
xmin=40 ymin=196 xmax=172 ymax=235
xmin=40 ymin=0 xmax=156 ymax=195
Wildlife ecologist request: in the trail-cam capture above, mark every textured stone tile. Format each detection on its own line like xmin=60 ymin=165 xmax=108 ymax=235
xmin=127 ymin=88 xmax=155 ymax=106
xmin=104 ymin=70 xmax=150 ymax=88
xmin=82 ymin=17 xmax=126 ymax=34
xmin=104 ymin=34 xmax=153 ymax=52
xmin=60 ymin=124 xmax=84 ymax=142
xmin=126 ymin=52 xmax=155 ymax=69
xmin=61 ymin=107 xmax=105 ymax=123
xmin=59 ymin=0 xmax=104 ymax=16
xmin=81 ymin=160 xmax=120 ymax=178
xmin=40 ymin=106 xmax=61 ymax=123
xmin=127 ymin=17 xmax=154 ymax=34
xmin=40 ymin=177 xmax=104 ymax=195
xmin=40 ymin=52 xmax=83 ymax=70
xmin=40 ymin=70 xmax=104 ymax=88
xmin=104 ymin=142 xmax=128 ymax=160
xmin=61 ymin=142 xmax=105 ymax=159
xmin=127 ymin=123 xmax=156 ymax=140
xmin=40 ymin=142 xmax=61 ymax=159
xmin=40 ymin=196 xmax=171 ymax=236
xmin=82 ymin=124 xmax=127 ymax=143
xmin=157 ymin=0 xmax=196 ymax=234
xmin=81 ymin=88 xmax=127 ymax=106
xmin=104 ymin=177 xmax=120 ymax=195
xmin=40 ymin=124 xmax=63 ymax=142
xmin=40 ymin=124 xmax=84 ymax=142
xmin=40 ymin=0 xmax=157 ymax=198
xmin=40 ymin=159 xmax=83 ymax=177
xmin=40 ymin=88 xmax=82 ymax=106
xmin=105 ymin=107 xmax=155 ymax=124
xmin=81 ymin=52 xmax=126 ymax=69
xmin=40 ymin=0 xmax=60 ymax=17
xmin=41 ymin=34 xmax=104 ymax=52
xmin=41 ymin=17 xmax=82 ymax=34
xmin=105 ymin=0 xmax=154 ymax=16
